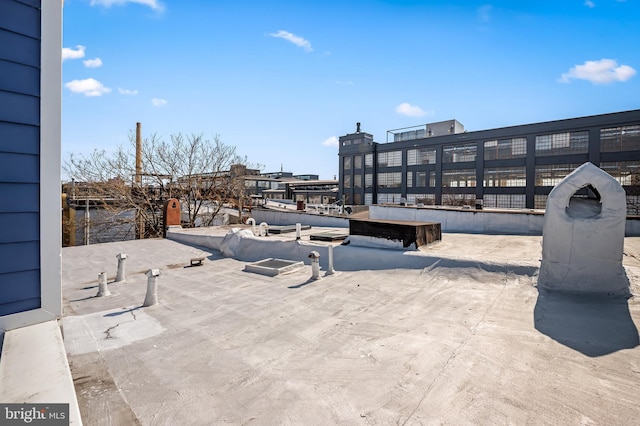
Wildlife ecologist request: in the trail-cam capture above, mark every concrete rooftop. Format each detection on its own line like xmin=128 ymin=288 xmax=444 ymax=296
xmin=61 ymin=227 xmax=640 ymax=425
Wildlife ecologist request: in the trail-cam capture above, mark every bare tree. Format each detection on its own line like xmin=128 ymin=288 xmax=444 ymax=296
xmin=441 ymin=192 xmax=475 ymax=207
xmin=64 ymin=132 xmax=258 ymax=242
xmin=624 ymin=172 xmax=640 ymax=215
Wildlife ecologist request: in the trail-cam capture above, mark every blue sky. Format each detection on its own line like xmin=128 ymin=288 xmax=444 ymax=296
xmin=62 ymin=0 xmax=639 ymax=180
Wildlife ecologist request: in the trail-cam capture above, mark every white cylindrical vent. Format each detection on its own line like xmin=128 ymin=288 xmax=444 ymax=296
xmin=326 ymin=245 xmax=335 ymax=276
xmin=308 ymin=251 xmax=321 ymax=281
xmin=143 ymin=269 xmax=160 ymax=307
xmin=247 ymin=217 xmax=257 ymax=235
xmin=96 ymin=272 xmax=110 ymax=297
xmin=115 ymin=253 xmax=128 ymax=283
xmin=296 ymin=223 xmax=301 ymax=240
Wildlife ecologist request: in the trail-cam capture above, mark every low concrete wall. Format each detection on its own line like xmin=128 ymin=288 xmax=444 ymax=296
xmin=626 ymin=217 xmax=640 ymax=236
xmin=173 ymin=207 xmax=640 ymax=237
xmin=369 ymin=205 xmax=640 ymax=236
xmin=370 ymin=205 xmax=545 ymax=235
xmin=251 ymin=209 xmax=349 ymax=228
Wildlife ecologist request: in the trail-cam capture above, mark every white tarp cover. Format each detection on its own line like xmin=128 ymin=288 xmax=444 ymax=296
xmin=538 ymin=162 xmax=629 ymax=296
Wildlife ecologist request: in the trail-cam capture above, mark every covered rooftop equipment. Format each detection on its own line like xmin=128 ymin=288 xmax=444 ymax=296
xmin=538 ymin=162 xmax=629 ymax=296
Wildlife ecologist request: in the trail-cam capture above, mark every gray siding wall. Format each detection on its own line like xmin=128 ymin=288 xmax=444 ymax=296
xmin=0 ymin=0 xmax=42 ymax=316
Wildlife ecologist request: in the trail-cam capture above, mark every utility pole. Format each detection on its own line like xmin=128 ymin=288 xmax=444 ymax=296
xmin=136 ymin=122 xmax=142 ymax=185
xmin=84 ymin=199 xmax=90 ymax=245
xmin=135 ymin=122 xmax=145 ymax=239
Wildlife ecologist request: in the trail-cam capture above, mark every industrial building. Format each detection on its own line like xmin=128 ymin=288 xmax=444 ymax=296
xmin=259 ymin=179 xmax=338 ymax=204
xmin=338 ymin=110 xmax=640 ymax=213
xmin=247 ymin=171 xmax=337 ymax=204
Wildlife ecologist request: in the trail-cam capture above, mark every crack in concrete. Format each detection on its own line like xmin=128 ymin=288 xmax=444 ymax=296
xmin=104 ymin=324 xmax=120 ymax=339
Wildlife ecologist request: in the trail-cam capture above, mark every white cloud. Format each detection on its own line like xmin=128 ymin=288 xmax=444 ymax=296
xmin=62 ymin=45 xmax=86 ymax=61
xmin=478 ymin=4 xmax=492 ymax=22
xmin=151 ymin=98 xmax=167 ymax=107
xmin=90 ymin=0 xmax=164 ymax=11
xmin=336 ymin=80 xmax=354 ymax=86
xmin=322 ymin=136 xmax=338 ymax=147
xmin=65 ymin=78 xmax=111 ymax=96
xmin=83 ymin=57 xmax=103 ymax=68
xmin=395 ymin=103 xmax=432 ymax=117
xmin=559 ymin=59 xmax=636 ymax=84
xmin=118 ymin=88 xmax=139 ymax=95
xmin=585 ymin=0 xmax=596 ymax=8
xmin=269 ymin=30 xmax=312 ymax=52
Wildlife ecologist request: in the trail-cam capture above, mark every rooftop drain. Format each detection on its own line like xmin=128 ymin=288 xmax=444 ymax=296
xmin=244 ymin=258 xmax=304 ymax=277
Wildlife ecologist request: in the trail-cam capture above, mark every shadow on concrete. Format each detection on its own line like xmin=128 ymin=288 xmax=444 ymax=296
xmin=103 ymin=306 xmax=142 ymax=318
xmin=80 ymin=285 xmax=98 ymax=290
xmin=69 ymin=295 xmax=98 ymax=302
xmin=161 ymin=240 xmax=222 ymax=260
xmin=333 ymin=246 xmax=539 ymax=276
xmin=288 ymin=278 xmax=319 ymax=289
xmin=534 ymin=289 xmax=639 ymax=357
xmin=81 ymin=277 xmax=118 ymax=290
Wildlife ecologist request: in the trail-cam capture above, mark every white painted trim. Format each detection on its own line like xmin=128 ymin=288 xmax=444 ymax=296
xmin=0 ymin=321 xmax=83 ymax=425
xmin=0 ymin=0 xmax=63 ymax=331
xmin=40 ymin=0 xmax=63 ymax=317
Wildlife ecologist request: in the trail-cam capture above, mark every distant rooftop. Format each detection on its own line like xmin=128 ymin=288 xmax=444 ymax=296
xmin=386 ymin=119 xmax=465 ymax=143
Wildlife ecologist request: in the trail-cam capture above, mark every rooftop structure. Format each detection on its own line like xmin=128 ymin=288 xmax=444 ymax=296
xmin=386 ymin=119 xmax=465 ymax=143
xmin=244 ymin=171 xmax=331 ymax=201
xmin=259 ymin=179 xmax=339 ymax=205
xmin=261 ymin=171 xmax=294 ymax=179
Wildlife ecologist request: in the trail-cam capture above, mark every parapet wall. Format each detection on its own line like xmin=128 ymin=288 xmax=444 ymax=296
xmin=369 ymin=205 xmax=640 ymax=236
xmin=250 ymin=205 xmax=640 ymax=236
xmin=251 ymin=209 xmax=349 ymax=228
xmin=369 ymin=205 xmax=544 ymax=235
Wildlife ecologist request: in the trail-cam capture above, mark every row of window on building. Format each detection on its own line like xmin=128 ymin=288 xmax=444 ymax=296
xmin=343 ymin=125 xmax=640 ymax=171
xmin=342 ymin=125 xmax=640 ymax=214
xmin=344 ymin=161 xmax=640 ymax=189
xmin=358 ymin=193 xmax=530 ymax=208
xmin=351 ymin=192 xmax=640 ymax=215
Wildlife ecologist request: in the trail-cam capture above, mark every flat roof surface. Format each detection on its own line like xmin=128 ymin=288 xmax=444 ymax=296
xmin=62 ymin=230 xmax=640 ymax=425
